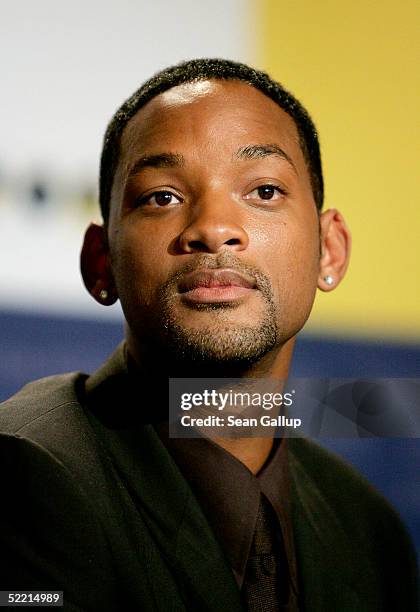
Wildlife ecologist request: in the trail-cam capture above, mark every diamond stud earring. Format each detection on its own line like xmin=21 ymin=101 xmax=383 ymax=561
xmin=324 ymin=275 xmax=334 ymax=286
xmin=99 ymin=289 xmax=108 ymax=300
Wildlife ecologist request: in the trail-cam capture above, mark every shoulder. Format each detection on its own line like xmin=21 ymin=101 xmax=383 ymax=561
xmin=288 ymin=437 xmax=418 ymax=604
xmin=0 ymin=372 xmax=87 ymax=433
xmin=0 ymin=372 xmax=107 ymax=486
xmin=0 ymin=372 xmax=101 ymax=476
xmin=288 ymin=436 xmax=377 ymax=497
xmin=288 ymin=436 xmax=407 ymax=531
xmin=0 ymin=371 xmax=87 ymax=426
xmin=0 ymin=376 xmax=119 ymax=605
xmin=288 ymin=437 xmax=396 ymax=512
xmin=0 ymin=371 xmax=92 ymax=453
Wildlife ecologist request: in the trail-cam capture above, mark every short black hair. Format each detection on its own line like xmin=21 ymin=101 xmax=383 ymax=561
xmin=99 ymin=58 xmax=324 ymax=221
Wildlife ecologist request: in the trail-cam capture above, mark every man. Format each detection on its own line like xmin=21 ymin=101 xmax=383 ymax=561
xmin=0 ymin=59 xmax=417 ymax=611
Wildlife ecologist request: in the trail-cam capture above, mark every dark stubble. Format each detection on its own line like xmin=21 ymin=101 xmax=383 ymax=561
xmin=151 ymin=252 xmax=280 ymax=375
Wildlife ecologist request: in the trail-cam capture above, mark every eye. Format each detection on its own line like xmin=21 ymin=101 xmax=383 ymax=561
xmin=136 ymin=190 xmax=182 ymax=208
xmin=244 ymin=184 xmax=287 ymax=202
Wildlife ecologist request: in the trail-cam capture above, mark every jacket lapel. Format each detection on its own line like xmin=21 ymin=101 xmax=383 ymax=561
xmin=288 ymin=438 xmax=379 ymax=611
xmin=84 ymin=345 xmax=242 ymax=611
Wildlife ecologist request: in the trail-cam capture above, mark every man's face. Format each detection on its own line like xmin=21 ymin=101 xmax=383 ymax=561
xmin=107 ymin=80 xmax=320 ymax=368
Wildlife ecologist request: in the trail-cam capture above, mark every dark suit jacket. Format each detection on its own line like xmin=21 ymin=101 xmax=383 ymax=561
xmin=0 ymin=346 xmax=418 ymax=611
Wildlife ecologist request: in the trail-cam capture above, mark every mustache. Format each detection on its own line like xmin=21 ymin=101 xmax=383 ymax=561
xmin=159 ymin=252 xmax=275 ymax=302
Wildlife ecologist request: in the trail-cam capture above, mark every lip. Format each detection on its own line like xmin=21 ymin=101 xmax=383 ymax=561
xmin=178 ymin=268 xmax=257 ymax=304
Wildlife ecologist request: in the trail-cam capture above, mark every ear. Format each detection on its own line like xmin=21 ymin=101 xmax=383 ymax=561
xmin=317 ymin=208 xmax=351 ymax=292
xmin=80 ymin=223 xmax=118 ymax=305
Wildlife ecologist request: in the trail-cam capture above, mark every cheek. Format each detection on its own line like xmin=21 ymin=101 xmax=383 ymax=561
xmin=254 ymin=214 xmax=320 ymax=304
xmin=111 ymin=223 xmax=171 ymax=308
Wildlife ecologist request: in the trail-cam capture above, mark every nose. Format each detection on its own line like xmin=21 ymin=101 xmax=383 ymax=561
xmin=177 ymin=194 xmax=249 ymax=254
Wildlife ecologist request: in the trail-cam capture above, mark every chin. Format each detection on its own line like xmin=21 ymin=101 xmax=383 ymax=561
xmin=159 ymin=320 xmax=278 ymax=376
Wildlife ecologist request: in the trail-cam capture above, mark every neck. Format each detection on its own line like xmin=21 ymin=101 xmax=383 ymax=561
xmin=211 ymin=436 xmax=275 ymax=475
xmin=126 ymin=334 xmax=296 ymax=474
xmin=208 ymin=341 xmax=294 ymax=473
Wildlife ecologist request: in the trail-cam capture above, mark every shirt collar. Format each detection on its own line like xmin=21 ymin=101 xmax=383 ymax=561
xmin=155 ymin=424 xmax=296 ymax=590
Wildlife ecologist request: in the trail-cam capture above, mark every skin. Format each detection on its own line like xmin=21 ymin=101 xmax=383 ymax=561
xmin=81 ymin=80 xmax=351 ymax=473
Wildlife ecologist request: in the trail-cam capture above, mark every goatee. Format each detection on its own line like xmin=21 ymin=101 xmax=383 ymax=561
xmin=153 ymin=253 xmax=280 ymax=376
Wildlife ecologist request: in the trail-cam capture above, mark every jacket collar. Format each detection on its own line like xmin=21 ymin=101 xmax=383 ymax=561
xmin=288 ymin=438 xmax=378 ymax=610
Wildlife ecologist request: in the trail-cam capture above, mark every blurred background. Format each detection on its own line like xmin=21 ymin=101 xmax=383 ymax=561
xmin=1 ymin=0 xmax=419 ymax=553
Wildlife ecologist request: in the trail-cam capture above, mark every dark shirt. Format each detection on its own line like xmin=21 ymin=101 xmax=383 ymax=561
xmin=155 ymin=423 xmax=299 ymax=610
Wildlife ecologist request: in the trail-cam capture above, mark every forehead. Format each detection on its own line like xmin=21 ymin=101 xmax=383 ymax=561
xmin=119 ymin=80 xmax=303 ymax=164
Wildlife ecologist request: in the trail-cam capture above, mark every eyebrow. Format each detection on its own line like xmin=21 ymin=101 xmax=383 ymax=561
xmin=127 ymin=153 xmax=185 ymax=180
xmin=127 ymin=143 xmax=297 ymax=181
xmin=236 ymin=144 xmax=297 ymax=174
